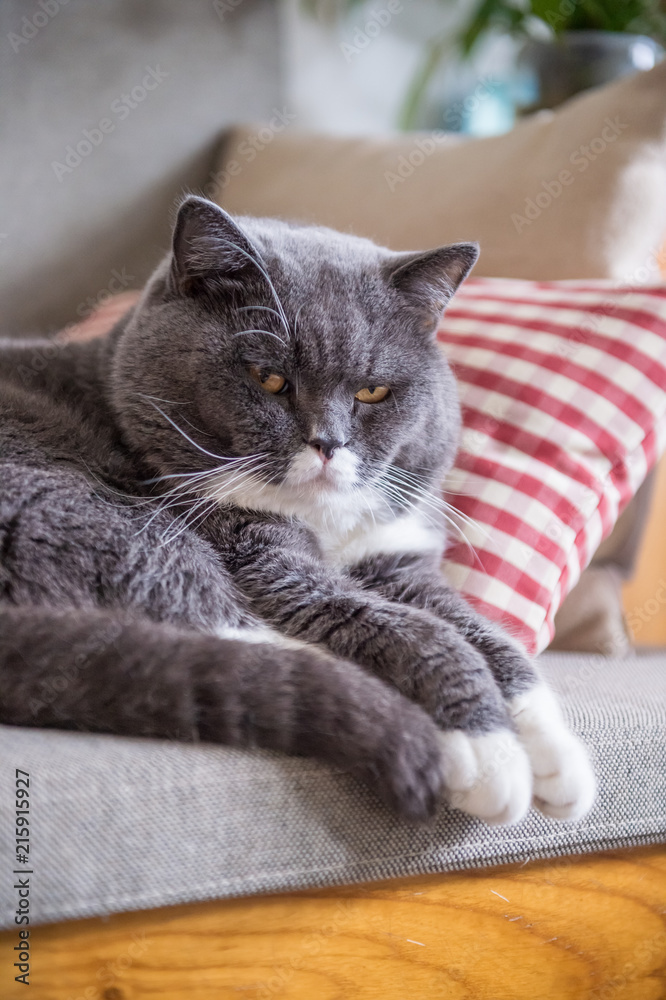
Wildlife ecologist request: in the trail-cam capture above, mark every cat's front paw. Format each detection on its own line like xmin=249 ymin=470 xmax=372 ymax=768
xmin=438 ymin=729 xmax=532 ymax=825
xmin=510 ymin=685 xmax=596 ymax=821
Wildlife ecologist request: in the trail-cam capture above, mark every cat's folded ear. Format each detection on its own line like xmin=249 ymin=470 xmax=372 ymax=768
xmin=170 ymin=196 xmax=258 ymax=296
xmin=384 ymin=242 xmax=479 ymax=329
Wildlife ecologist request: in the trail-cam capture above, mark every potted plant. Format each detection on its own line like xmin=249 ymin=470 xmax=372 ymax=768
xmin=302 ymin=0 xmax=665 ymax=127
xmin=460 ymin=0 xmax=665 ymax=111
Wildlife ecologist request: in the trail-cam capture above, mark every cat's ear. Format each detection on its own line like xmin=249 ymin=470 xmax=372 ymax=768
xmin=385 ymin=242 xmax=479 ymax=328
xmin=170 ymin=196 xmax=257 ymax=295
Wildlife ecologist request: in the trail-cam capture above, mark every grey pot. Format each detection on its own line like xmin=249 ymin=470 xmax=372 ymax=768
xmin=519 ymin=30 xmax=663 ymax=110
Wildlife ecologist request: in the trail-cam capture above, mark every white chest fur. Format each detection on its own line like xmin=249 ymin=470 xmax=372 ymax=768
xmin=317 ymin=510 xmax=444 ymax=568
xmin=203 ymin=445 xmax=445 ymax=568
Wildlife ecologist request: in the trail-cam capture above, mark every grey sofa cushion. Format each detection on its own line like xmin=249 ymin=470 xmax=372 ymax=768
xmin=1 ymin=651 xmax=664 ymax=928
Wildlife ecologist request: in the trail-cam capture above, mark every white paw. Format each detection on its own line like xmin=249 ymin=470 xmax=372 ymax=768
xmin=438 ymin=729 xmax=533 ymax=826
xmin=510 ymin=685 xmax=596 ymax=821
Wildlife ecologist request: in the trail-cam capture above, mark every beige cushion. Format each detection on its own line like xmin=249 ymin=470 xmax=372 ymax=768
xmin=216 ymin=60 xmax=666 ymax=280
xmin=546 ymin=475 xmax=656 ymax=655
xmin=549 ymin=566 xmax=631 ymax=656
xmin=559 ymin=472 xmax=657 ymax=654
xmin=592 ymin=469 xmax=656 ymax=576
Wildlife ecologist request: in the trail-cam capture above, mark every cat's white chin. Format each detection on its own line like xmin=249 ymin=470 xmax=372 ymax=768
xmin=295 ymin=471 xmax=348 ymax=494
xmin=283 ymin=445 xmax=359 ymax=492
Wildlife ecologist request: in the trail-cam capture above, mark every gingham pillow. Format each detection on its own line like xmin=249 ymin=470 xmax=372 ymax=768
xmin=66 ymin=280 xmax=666 ymax=657
xmin=438 ymin=278 xmax=666 ymax=655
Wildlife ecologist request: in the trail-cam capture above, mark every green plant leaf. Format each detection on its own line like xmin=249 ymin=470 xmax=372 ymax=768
xmin=459 ymin=0 xmax=513 ymax=55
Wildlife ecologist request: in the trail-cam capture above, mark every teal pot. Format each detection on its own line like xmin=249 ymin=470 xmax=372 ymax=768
xmin=519 ymin=31 xmax=663 ymax=110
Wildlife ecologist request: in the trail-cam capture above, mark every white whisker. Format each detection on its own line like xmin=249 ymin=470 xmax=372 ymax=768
xmin=137 ymin=396 xmax=241 ymax=463
xmin=139 ymin=393 xmax=193 ymax=406
xmin=141 ymin=454 xmax=267 ymax=485
xmin=441 ymin=500 xmax=495 ymax=546
xmin=233 ymin=327 xmax=287 ymax=346
xmin=216 ymin=237 xmax=291 ymax=337
xmin=135 ymin=457 xmax=269 ymax=538
xmin=153 ymin=458 xmax=273 ymax=546
xmin=238 ymin=305 xmax=286 ymax=325
xmin=371 ymin=479 xmax=443 ymax=535
xmin=158 ymin=497 xmax=219 ymax=548
xmin=293 ymin=303 xmax=304 ymax=335
xmin=375 ymin=467 xmax=488 ymax=569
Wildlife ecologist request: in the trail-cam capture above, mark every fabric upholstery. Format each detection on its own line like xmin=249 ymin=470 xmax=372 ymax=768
xmin=551 ymin=474 xmax=657 ymax=655
xmin=217 ymin=60 xmax=666 ymax=282
xmin=1 ymin=652 xmax=664 ymax=928
xmin=591 ymin=467 xmax=657 ymax=577
xmin=438 ymin=278 xmax=666 ymax=653
xmin=549 ymin=565 xmax=630 ymax=655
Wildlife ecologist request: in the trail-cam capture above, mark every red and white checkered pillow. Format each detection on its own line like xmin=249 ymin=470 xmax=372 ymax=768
xmin=438 ymin=278 xmax=666 ymax=655
xmin=67 ymin=280 xmax=666 ymax=656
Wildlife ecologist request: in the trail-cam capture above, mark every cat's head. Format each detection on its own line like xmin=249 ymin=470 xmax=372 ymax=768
xmin=110 ymin=196 xmax=477 ymax=521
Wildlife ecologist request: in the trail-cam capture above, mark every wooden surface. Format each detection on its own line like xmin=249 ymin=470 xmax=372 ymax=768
xmin=623 ymin=456 xmax=666 ymax=646
xmin=2 ymin=846 xmax=665 ymax=999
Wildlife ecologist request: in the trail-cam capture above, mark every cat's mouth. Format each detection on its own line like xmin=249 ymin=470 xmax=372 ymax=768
xmin=283 ymin=445 xmax=359 ymax=494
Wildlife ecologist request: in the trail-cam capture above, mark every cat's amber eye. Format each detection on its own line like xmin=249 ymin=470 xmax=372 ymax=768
xmin=249 ymin=366 xmax=288 ymax=395
xmin=355 ymin=385 xmax=390 ymax=404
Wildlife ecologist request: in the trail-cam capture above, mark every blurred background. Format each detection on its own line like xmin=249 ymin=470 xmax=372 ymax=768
xmin=1 ymin=0 xmax=664 ymax=333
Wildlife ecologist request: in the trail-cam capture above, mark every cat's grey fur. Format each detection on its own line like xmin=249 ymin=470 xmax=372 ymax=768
xmin=0 ymin=197 xmax=595 ymax=824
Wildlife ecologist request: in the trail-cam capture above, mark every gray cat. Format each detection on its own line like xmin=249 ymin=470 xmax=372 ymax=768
xmin=0 ymin=196 xmax=595 ymax=824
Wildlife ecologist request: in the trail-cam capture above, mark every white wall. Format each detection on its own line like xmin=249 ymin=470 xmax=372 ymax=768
xmin=0 ymin=0 xmax=283 ymax=333
xmin=280 ymin=0 xmax=500 ymax=134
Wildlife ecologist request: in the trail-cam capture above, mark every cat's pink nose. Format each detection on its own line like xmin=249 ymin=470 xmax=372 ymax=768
xmin=309 ymin=438 xmax=342 ymax=463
